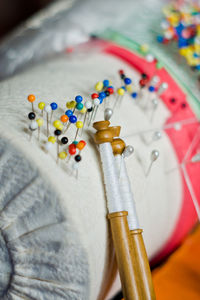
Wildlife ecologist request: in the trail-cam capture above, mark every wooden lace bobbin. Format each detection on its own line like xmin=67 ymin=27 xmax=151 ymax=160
xmin=93 ymin=120 xmax=141 ymax=300
xmin=111 ymin=138 xmax=156 ymax=300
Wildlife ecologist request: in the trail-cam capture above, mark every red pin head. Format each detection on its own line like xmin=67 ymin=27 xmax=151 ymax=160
xmin=91 ymin=93 xmax=99 ymax=100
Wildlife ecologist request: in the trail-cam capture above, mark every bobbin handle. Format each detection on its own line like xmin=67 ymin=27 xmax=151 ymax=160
xmin=108 ymin=211 xmax=142 ymax=300
xmin=130 ymin=229 xmax=156 ymax=300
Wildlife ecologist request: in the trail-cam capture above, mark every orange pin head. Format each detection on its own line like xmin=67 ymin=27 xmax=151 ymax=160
xmin=60 ymin=115 xmax=69 ymax=123
xmin=27 ymin=94 xmax=36 ymax=103
xmin=77 ymin=140 xmax=86 ymax=151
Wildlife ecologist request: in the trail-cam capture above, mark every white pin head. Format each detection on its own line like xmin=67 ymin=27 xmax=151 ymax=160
xmin=104 ymin=108 xmax=113 ymax=121
xmin=44 ymin=105 xmax=52 ymax=113
xmin=151 ymin=149 xmax=159 ymax=161
xmin=123 ymin=145 xmax=134 ymax=158
xmin=152 ymin=98 xmax=158 ymax=108
xmin=146 ymin=149 xmax=159 ymax=177
xmin=45 ymin=141 xmax=53 ymax=151
xmin=158 ymin=82 xmax=168 ymax=95
xmin=29 ymin=121 xmax=38 ymax=131
xmin=85 ymin=101 xmax=92 ymax=109
xmin=93 ymin=98 xmax=100 ymax=106
xmin=152 ymin=131 xmax=162 ymax=141
xmin=151 ymin=75 xmax=160 ymax=85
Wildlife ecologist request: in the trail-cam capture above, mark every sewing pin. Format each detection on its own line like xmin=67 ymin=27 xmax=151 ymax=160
xmin=64 ymin=115 xmax=77 ymax=134
xmin=72 ymin=154 xmax=82 ymax=179
xmin=76 ymin=140 xmax=86 ymax=154
xmin=113 ymin=87 xmax=125 ymax=110
xmin=104 ymin=108 xmax=113 ymax=121
xmin=44 ymin=104 xmax=52 ymax=137
xmin=27 ymin=94 xmax=36 ymax=112
xmin=74 ymin=95 xmax=83 ymax=113
xmin=61 ymin=136 xmax=69 ymax=145
xmin=74 ymin=121 xmax=83 ymax=140
xmin=67 ymin=143 xmax=77 ymax=163
xmin=58 ymin=151 xmax=68 ymax=160
xmin=54 ymin=129 xmax=62 ymax=163
xmin=150 ymin=99 xmax=158 ymax=122
xmin=60 ymin=115 xmax=69 ymax=131
xmin=95 ymin=81 xmax=104 ymax=92
xmin=29 ymin=120 xmax=38 ymax=141
xmin=146 ymin=150 xmax=159 ymax=177
xmin=50 ymin=102 xmax=58 ymax=122
xmin=38 ymin=102 xmax=45 ymax=116
xmin=122 ymin=145 xmax=134 ymax=158
xmin=66 ymin=100 xmax=76 ymax=110
xmin=36 ymin=118 xmax=44 ymax=140
xmin=157 ymin=82 xmax=168 ymax=96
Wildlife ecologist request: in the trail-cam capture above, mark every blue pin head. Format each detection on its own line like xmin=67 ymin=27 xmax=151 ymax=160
xmin=131 ymin=92 xmax=138 ymax=98
xmin=124 ymin=77 xmax=132 ymax=85
xmin=149 ymin=86 xmax=155 ymax=92
xmin=69 ymin=115 xmax=77 ymax=123
xmin=65 ymin=109 xmax=73 ymax=117
xmin=99 ymin=92 xmax=106 ymax=100
xmin=75 ymin=95 xmax=83 ymax=103
xmin=103 ymin=79 xmax=109 ymax=87
xmin=50 ymin=102 xmax=58 ymax=110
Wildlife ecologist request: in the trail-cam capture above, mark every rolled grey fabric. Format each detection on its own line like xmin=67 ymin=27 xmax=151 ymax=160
xmin=0 ymin=137 xmax=89 ymax=299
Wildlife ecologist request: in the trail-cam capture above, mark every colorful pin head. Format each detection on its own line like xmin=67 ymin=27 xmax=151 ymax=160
xmin=77 ymin=140 xmax=86 ymax=151
xmin=50 ymin=102 xmax=58 ymax=111
xmin=103 ymin=79 xmax=110 ymax=88
xmin=117 ymin=88 xmax=125 ymax=96
xmin=99 ymin=92 xmax=106 ymax=100
xmin=69 ymin=115 xmax=77 ymax=123
xmin=60 ymin=115 xmax=69 ymax=123
xmin=124 ymin=77 xmax=132 ymax=85
xmin=48 ymin=136 xmax=56 ymax=144
xmin=76 ymin=121 xmax=83 ymax=129
xmin=66 ymin=101 xmax=76 ymax=109
xmin=76 ymin=103 xmax=84 ymax=111
xmin=27 ymin=94 xmax=36 ymax=103
xmin=38 ymin=102 xmax=45 ymax=111
xmin=65 ymin=110 xmax=73 ymax=117
xmin=59 ymin=151 xmax=67 ymax=160
xmin=80 ymin=106 xmax=87 ymax=114
xmin=36 ymin=118 xmax=44 ymax=127
xmin=75 ymin=95 xmax=83 ymax=103
xmin=53 ymin=120 xmax=63 ymax=130
xmin=68 ymin=143 xmax=77 ymax=155
xmin=91 ymin=93 xmax=99 ymax=100
xmin=95 ymin=81 xmax=103 ymax=91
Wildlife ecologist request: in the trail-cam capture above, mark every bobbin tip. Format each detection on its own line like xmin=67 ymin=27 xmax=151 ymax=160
xmin=93 ymin=120 xmax=110 ymax=131
xmin=109 ymin=126 xmax=121 ymax=138
xmin=111 ymin=138 xmax=126 ymax=155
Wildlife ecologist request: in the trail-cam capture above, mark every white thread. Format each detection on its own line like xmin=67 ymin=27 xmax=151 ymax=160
xmin=99 ymin=143 xmax=124 ymax=213
xmin=115 ymin=155 xmax=139 ymax=229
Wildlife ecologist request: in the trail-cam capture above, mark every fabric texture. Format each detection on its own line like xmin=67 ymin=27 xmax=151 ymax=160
xmin=0 ymin=137 xmax=89 ymax=299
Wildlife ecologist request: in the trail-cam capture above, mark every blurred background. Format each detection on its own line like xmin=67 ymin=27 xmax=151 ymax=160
xmin=0 ymin=0 xmax=53 ymax=39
